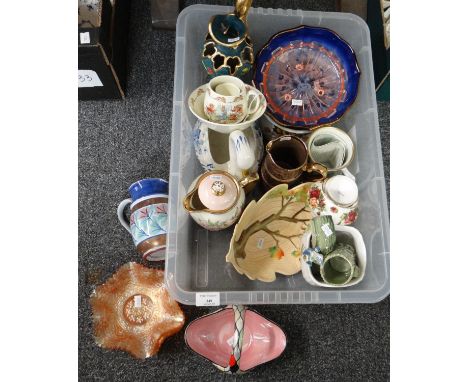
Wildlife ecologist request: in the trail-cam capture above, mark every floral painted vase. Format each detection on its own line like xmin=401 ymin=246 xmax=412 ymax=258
xmin=308 ymin=175 xmax=359 ymax=225
xmin=117 ymin=178 xmax=169 ymax=261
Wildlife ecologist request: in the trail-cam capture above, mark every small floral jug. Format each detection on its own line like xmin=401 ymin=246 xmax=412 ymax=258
xmin=117 ymin=178 xmax=169 ymax=261
xmin=308 ymin=174 xmax=358 ymax=225
xmin=183 ymin=170 xmax=257 ymax=231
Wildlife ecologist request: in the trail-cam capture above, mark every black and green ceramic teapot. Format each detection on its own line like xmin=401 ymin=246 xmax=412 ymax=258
xmin=201 ymin=0 xmax=254 ymax=79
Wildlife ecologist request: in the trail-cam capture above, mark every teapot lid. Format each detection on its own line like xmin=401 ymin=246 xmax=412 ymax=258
xmin=198 ymin=171 xmax=239 ymax=211
xmin=324 ymin=175 xmax=358 ymax=207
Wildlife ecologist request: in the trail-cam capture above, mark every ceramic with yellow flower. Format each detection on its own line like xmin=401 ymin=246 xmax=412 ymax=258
xmin=308 ymin=175 xmax=359 ymax=225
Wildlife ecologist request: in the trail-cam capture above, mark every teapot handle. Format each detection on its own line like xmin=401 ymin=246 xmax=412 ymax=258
xmin=117 ymin=199 xmax=132 ymax=234
xmin=239 ymin=171 xmax=259 ymax=193
xmin=235 ymin=0 xmax=252 ymax=22
xmin=304 ymin=162 xmax=328 ymax=181
xmin=341 ymin=167 xmax=356 ymax=181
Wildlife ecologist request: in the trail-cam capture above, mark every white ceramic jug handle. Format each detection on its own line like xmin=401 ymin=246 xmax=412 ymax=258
xmin=117 ymin=198 xmax=132 ymax=234
xmin=341 ymin=167 xmax=355 ymax=181
xmin=230 ymin=130 xmax=255 ymax=171
xmin=246 ymin=89 xmax=261 ymax=116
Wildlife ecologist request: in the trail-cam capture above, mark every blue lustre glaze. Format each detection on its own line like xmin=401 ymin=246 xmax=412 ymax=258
xmin=128 ymin=178 xmax=169 ymax=202
xmin=254 ymin=26 xmax=361 ymax=129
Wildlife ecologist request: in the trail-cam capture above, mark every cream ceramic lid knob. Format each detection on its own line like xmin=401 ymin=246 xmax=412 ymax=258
xmin=198 ymin=173 xmax=238 ymax=211
xmin=325 ymin=175 xmax=358 ymax=206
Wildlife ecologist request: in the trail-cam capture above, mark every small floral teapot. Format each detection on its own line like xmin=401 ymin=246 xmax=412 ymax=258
xmin=183 ymin=170 xmax=257 ymax=231
xmin=308 ymin=174 xmax=359 ymax=225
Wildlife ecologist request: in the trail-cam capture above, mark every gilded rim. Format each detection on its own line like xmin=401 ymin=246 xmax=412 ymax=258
xmin=184 ymin=170 xmax=241 ymax=214
xmin=208 ymin=13 xmax=248 ymax=48
xmin=253 ymin=25 xmax=361 ymax=131
xmin=265 ymin=135 xmax=309 ymax=173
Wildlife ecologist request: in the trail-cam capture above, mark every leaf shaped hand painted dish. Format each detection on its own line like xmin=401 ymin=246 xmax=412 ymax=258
xmin=90 ymin=262 xmax=185 ymax=359
xmin=226 ymin=183 xmax=313 ymax=282
xmin=254 ymin=26 xmax=360 ymax=129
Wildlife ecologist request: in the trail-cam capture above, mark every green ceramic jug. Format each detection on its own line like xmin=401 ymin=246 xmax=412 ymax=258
xmin=310 ymin=215 xmax=336 ymax=255
xmin=320 ymin=243 xmax=360 ymax=286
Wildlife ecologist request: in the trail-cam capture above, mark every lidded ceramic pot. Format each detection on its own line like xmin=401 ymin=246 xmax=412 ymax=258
xmin=183 ymin=170 xmax=257 ymax=231
xmin=309 ymin=174 xmax=359 ymax=225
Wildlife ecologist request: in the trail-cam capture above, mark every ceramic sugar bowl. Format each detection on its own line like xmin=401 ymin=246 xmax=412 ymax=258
xmin=309 ymin=174 xmax=359 ymax=225
xmin=183 ymin=170 xmax=257 ymax=231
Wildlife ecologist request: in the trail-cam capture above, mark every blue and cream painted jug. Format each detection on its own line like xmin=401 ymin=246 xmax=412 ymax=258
xmin=117 ymin=178 xmax=169 ymax=261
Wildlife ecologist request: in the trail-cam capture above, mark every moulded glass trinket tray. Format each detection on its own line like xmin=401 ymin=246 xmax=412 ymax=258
xmin=166 ymin=5 xmax=389 ymax=305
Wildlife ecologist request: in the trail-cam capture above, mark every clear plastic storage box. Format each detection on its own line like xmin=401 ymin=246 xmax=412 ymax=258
xmin=166 ymin=5 xmax=390 ymax=305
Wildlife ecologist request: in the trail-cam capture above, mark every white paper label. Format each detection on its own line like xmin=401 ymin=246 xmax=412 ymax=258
xmin=257 ymin=237 xmax=264 ymax=249
xmin=228 ymin=36 xmax=240 ymax=43
xmin=80 ymin=32 xmax=90 ymax=44
xmin=78 ymin=70 xmax=103 ymax=88
xmin=134 ymin=295 xmax=142 ymax=308
xmin=292 ymin=99 xmax=303 ymax=106
xmin=321 ymin=223 xmax=333 ymax=237
xmin=196 ymin=292 xmax=220 ymax=307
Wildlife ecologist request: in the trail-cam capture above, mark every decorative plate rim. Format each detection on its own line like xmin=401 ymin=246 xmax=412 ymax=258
xmin=188 ymin=83 xmax=267 ymax=129
xmin=253 ymin=25 xmax=361 ymax=131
